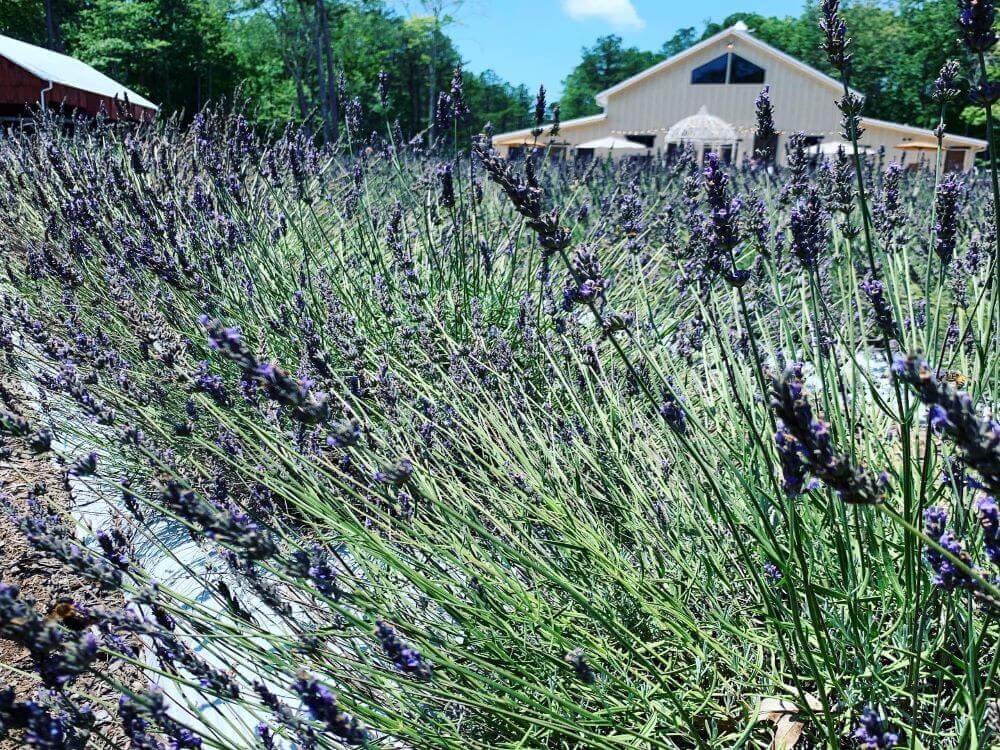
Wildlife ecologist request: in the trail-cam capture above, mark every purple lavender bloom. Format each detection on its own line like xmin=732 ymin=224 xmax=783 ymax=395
xmin=658 ymin=382 xmax=688 ymax=437
xmin=819 ymin=0 xmax=852 ymax=73
xmin=291 ymin=672 xmax=367 ymax=745
xmin=199 ymin=315 xmax=257 ymax=371
xmin=345 ymin=96 xmax=363 ymax=134
xmin=859 ymin=275 xmax=898 ymax=341
xmin=873 ymin=163 xmax=906 ymax=250
xmin=923 ymin=506 xmax=978 ymax=591
xmin=0 ymin=584 xmax=100 ymax=688
xmin=0 ymin=687 xmax=89 ymax=749
xmin=437 ymin=163 xmax=455 ymax=209
xmin=977 ymin=496 xmax=1000 ymax=566
xmin=434 ymin=92 xmax=453 ymax=134
xmin=958 ymin=0 xmax=997 ymax=52
xmin=18 ymin=501 xmax=123 ymax=588
xmin=23 ymin=701 xmax=75 ymax=750
xmin=374 ymin=458 xmax=413 ymax=487
xmin=192 ymin=361 xmax=228 ymax=406
xmin=120 ymin=689 xmax=202 ymax=749
xmin=256 ymin=722 xmax=276 ymax=749
xmin=375 ymin=620 xmax=432 ymax=680
xmin=28 ymin=429 xmax=53 ymax=454
xmin=753 ymin=86 xmax=777 ymax=162
xmin=893 ymin=354 xmax=1000 ymax=494
xmin=789 ymin=190 xmax=830 ymax=269
xmin=770 ymin=370 xmax=885 ymax=504
xmin=562 ymin=247 xmax=608 ymax=310
xmin=702 ymin=152 xmax=747 ymax=286
xmin=96 ymin=528 xmax=130 ymax=571
xmin=774 ymin=421 xmax=809 ymax=495
xmin=160 ymin=481 xmax=277 ymax=561
xmin=531 ymin=85 xmax=546 ymax=137
xmin=853 ymin=707 xmax=899 ymax=748
xmin=289 ymin=546 xmax=339 ymax=599
xmin=0 ymin=409 xmax=30 ymax=437
xmin=449 ymin=67 xmax=470 ymax=122
xmin=763 ymin=562 xmax=783 ymax=584
xmin=933 ymin=174 xmax=965 ymax=265
xmin=932 ymin=60 xmax=962 ymax=104
xmin=928 ymin=404 xmax=952 ymax=433
xmin=377 ymin=70 xmax=390 ymax=109
xmin=969 ymin=80 xmax=1000 ymax=106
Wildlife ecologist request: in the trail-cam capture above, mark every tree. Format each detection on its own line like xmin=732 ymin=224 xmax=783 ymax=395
xmin=0 ymin=0 xmax=77 ymax=48
xmin=66 ymin=0 xmax=239 ymax=116
xmin=560 ymin=35 xmax=662 ymax=120
xmin=660 ymin=27 xmax=696 ymax=58
xmin=463 ymin=69 xmax=531 ymax=135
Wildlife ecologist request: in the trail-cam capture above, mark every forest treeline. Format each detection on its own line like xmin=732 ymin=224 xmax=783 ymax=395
xmin=0 ymin=1 xmax=994 ymax=140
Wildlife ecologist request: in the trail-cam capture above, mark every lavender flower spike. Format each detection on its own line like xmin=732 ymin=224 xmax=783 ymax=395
xmin=819 ymin=0 xmax=852 ymax=73
xmin=957 ymin=0 xmax=997 ymax=53
xmin=375 ymin=620 xmax=432 ymax=680
xmin=770 ymin=368 xmax=886 ymax=504
xmin=976 ymin=496 xmax=1000 ymax=567
xmin=853 ymin=707 xmax=899 ymax=748
xmin=789 ymin=190 xmax=830 ymax=270
xmin=753 ymin=86 xmax=777 ymax=162
xmin=291 ymin=672 xmax=368 ymax=745
xmin=933 ymin=174 xmax=965 ymax=265
xmin=923 ymin=506 xmax=979 ymax=592
xmin=893 ymin=354 xmax=1000 ymax=494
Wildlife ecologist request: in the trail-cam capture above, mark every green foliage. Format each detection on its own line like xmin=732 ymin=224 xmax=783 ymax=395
xmin=561 ymin=1 xmax=985 ymax=136
xmin=2 ymin=0 xmax=987 ymax=142
xmin=65 ymin=0 xmax=239 ymax=116
xmin=560 ymin=35 xmax=662 ymax=120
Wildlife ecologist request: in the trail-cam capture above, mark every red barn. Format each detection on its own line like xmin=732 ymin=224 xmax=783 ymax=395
xmin=0 ymin=33 xmax=157 ymax=122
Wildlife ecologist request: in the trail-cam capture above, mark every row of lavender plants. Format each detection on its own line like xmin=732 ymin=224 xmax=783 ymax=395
xmin=0 ymin=2 xmax=998 ymax=747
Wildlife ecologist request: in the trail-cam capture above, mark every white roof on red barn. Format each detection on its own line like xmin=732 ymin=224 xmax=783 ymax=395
xmin=0 ymin=33 xmax=157 ymax=110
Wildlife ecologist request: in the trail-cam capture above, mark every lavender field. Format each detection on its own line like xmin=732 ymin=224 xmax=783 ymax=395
xmin=0 ymin=4 xmax=999 ymax=749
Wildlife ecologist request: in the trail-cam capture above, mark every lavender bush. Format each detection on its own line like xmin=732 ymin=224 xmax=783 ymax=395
xmin=0 ymin=9 xmax=998 ymax=748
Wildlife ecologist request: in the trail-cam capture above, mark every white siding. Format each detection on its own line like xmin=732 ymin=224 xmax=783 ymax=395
xmin=492 ymin=27 xmax=984 ymax=169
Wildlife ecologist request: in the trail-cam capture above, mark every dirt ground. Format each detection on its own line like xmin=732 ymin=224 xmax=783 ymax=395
xmin=0 ymin=377 xmax=140 ymax=747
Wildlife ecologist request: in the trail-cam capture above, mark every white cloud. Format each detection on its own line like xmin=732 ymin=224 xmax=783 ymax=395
xmin=562 ymin=0 xmax=645 ymax=30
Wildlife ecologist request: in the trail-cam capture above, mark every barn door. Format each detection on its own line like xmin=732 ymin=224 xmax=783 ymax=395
xmin=944 ymin=149 xmax=965 ymax=172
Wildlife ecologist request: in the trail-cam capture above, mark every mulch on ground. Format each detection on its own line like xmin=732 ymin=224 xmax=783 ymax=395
xmin=0 ymin=377 xmax=142 ymax=747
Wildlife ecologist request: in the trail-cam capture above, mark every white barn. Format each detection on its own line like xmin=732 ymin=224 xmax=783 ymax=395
xmin=492 ymin=22 xmax=986 ymax=170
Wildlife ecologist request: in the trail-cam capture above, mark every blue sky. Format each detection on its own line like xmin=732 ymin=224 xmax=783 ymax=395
xmin=390 ymin=1 xmax=807 ymax=99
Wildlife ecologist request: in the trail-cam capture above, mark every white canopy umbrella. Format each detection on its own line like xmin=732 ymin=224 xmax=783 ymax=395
xmin=666 ymin=106 xmax=736 ymax=144
xmin=806 ymin=140 xmax=873 ymax=156
xmin=575 ymin=136 xmax=648 ymax=151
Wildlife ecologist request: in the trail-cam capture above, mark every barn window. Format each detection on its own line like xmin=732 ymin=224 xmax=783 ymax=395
xmin=625 ymin=134 xmax=655 ymax=148
xmin=691 ymin=54 xmax=729 ymax=84
xmin=729 ymin=54 xmax=765 ymax=84
xmin=691 ymin=52 xmax=766 ymax=85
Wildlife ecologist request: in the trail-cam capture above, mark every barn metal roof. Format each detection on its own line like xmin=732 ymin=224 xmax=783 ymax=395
xmin=0 ymin=33 xmax=157 ymax=110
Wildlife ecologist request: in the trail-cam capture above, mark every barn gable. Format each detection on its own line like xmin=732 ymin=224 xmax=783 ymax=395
xmin=492 ymin=22 xmax=986 ymax=169
xmin=592 ymin=25 xmax=847 ymax=144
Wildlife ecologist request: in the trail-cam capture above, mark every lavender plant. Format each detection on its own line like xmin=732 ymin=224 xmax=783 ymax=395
xmin=0 ymin=29 xmax=995 ymax=749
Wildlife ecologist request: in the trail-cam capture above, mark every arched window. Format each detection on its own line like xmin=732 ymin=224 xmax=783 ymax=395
xmin=691 ymin=54 xmax=729 ymax=84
